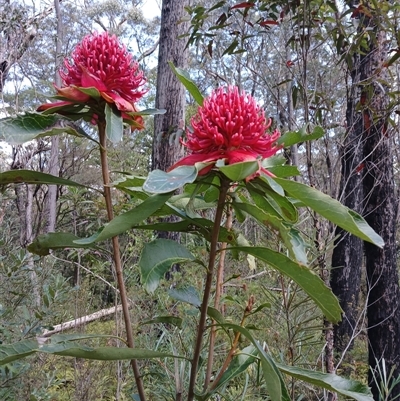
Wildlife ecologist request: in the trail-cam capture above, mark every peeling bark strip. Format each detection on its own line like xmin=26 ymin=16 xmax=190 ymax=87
xmin=42 ymin=305 xmax=124 ymax=337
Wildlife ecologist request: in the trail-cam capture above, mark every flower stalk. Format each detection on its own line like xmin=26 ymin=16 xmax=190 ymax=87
xmin=204 ymin=202 xmax=233 ymax=389
xmin=98 ymin=122 xmax=146 ymax=401
xmin=187 ymin=177 xmax=230 ymax=401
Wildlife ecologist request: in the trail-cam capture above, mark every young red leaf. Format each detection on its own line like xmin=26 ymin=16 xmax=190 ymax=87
xmin=231 ymin=2 xmax=255 ymax=10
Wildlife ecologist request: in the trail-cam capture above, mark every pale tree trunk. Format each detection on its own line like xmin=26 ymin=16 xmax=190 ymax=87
xmin=152 ymin=0 xmax=189 ymax=279
xmin=11 ymin=146 xmax=42 ymax=307
xmin=26 ymin=183 xmax=41 ymax=307
xmin=45 ymin=0 xmax=62 ymax=233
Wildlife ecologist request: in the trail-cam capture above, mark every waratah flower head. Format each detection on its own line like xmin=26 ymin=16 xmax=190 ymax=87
xmin=169 ymin=86 xmax=281 ymax=179
xmin=38 ymin=31 xmax=147 ymax=127
xmin=61 ymin=31 xmax=146 ymax=110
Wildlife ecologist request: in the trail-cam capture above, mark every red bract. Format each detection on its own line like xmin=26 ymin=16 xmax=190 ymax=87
xmin=38 ymin=32 xmax=146 ymax=127
xmin=169 ymin=86 xmax=281 ymax=180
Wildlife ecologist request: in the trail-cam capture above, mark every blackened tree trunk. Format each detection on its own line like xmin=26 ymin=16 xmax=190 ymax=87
xmin=330 ymin=59 xmax=364 ymax=354
xmin=152 ymin=0 xmax=188 ymax=279
xmin=361 ymin=27 xmax=400 ymax=400
xmin=332 ymin=2 xmax=400 ymax=398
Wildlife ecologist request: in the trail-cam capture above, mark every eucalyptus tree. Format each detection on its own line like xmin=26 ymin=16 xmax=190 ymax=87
xmin=150 ymin=0 xmax=189 ymax=277
xmin=337 ymin=3 xmax=400 ymax=398
xmin=184 ymin=0 xmax=400 ymax=397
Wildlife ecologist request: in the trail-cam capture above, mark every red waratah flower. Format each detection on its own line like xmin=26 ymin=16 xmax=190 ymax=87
xmin=169 ymin=86 xmax=281 ymax=180
xmin=37 ymin=31 xmax=146 ymax=127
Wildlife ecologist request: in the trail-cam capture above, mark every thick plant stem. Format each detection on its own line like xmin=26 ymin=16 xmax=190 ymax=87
xmin=98 ymin=123 xmax=146 ymax=401
xmin=187 ymin=178 xmax=230 ymax=401
xmin=204 ymin=203 xmax=232 ymax=389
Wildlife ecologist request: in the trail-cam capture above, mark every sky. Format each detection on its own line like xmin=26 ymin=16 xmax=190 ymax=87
xmin=140 ymin=0 xmax=161 ymax=19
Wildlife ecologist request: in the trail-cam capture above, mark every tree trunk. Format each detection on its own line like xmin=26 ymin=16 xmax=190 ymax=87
xmin=330 ymin=74 xmax=364 ymax=353
xmin=152 ymin=0 xmax=188 ymax=172
xmin=330 ymin=0 xmax=367 ymax=355
xmin=332 ymin=2 xmax=400 ymax=397
xmin=44 ymin=0 xmax=62 ymax=233
xmin=152 ymin=0 xmax=188 ymax=278
xmin=26 ymin=183 xmax=41 ymax=307
xmin=362 ymin=27 xmax=400 ymax=400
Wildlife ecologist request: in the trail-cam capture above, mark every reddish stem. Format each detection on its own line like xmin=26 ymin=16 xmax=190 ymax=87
xmin=98 ymin=122 xmax=146 ymax=401
xmin=187 ymin=178 xmax=230 ymax=401
xmin=204 ymin=203 xmax=232 ymax=389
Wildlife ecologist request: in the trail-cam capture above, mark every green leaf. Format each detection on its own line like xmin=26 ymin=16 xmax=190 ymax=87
xmin=139 ymin=239 xmax=196 ymax=293
xmin=277 ymin=125 xmax=324 ymax=147
xmin=75 ymin=192 xmax=171 ymax=244
xmin=128 ymin=218 xmax=237 ymax=245
xmin=141 ymin=315 xmax=183 ymax=329
xmin=277 ymin=364 xmax=373 ymax=401
xmin=204 ymin=181 xmax=220 ymax=203
xmin=130 ymin=108 xmax=166 ymax=116
xmin=0 ymin=112 xmax=90 ymax=144
xmin=0 ymin=170 xmax=87 ymax=188
xmin=169 ymin=193 xmax=215 ymax=212
xmin=105 ymin=103 xmax=123 ymax=143
xmin=206 ymin=306 xmax=225 ymax=324
xmin=247 ymin=183 xmax=298 ymax=223
xmin=0 ymin=338 xmax=185 ymax=365
xmin=262 ymin=175 xmax=284 ymax=196
xmin=169 ymin=62 xmax=204 ymax=106
xmin=222 ymin=39 xmax=239 ymax=56
xmin=49 ymin=346 xmax=177 ymax=360
xmin=274 ymin=178 xmax=384 ymax=247
xmin=218 ymin=324 xmax=291 ymax=401
xmin=75 ymin=86 xmax=101 ymax=98
xmin=267 ymin=165 xmax=300 ymax=178
xmin=236 ymin=233 xmax=256 ymax=269
xmin=218 ymin=161 xmax=259 ymax=181
xmin=143 ymin=166 xmax=198 ymax=194
xmin=251 ymin=302 xmax=271 ymax=315
xmin=28 ymin=233 xmax=96 ymax=256
xmin=233 ymin=201 xmax=308 ymax=264
xmin=230 ymin=246 xmax=342 ymax=323
xmin=200 ymin=345 xmax=257 ymax=399
xmin=0 ymin=339 xmax=38 ymax=365
xmin=168 ymin=286 xmax=201 ymax=308
xmin=112 ymin=174 xmax=146 ymax=194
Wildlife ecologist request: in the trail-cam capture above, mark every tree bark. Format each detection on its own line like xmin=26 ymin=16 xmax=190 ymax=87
xmin=41 ymin=305 xmax=125 ymax=337
xmin=152 ymin=0 xmax=188 ymax=172
xmin=330 ymin=0 xmax=367 ymax=355
xmin=152 ymin=0 xmax=189 ymax=278
xmin=26 ymin=183 xmax=41 ymax=307
xmin=332 ymin=2 xmax=400 ymax=397
xmin=362 ymin=27 xmax=400 ymax=400
xmin=330 ymin=75 xmax=364 ymax=353
xmin=45 ymin=0 xmax=62 ymax=234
